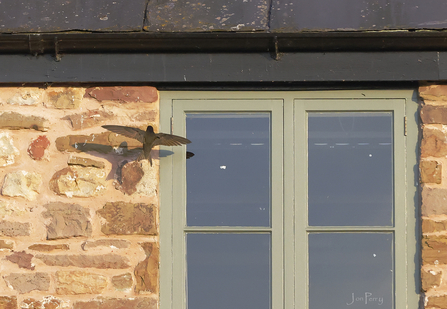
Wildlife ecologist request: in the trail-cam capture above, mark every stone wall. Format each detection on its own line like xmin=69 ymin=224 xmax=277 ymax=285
xmin=0 ymin=84 xmax=443 ymax=309
xmin=0 ymin=86 xmax=159 ymax=308
xmin=419 ymin=84 xmax=447 ymax=308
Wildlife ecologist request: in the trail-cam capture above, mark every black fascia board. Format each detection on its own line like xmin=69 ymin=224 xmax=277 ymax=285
xmin=2 ymin=31 xmax=447 ymax=55
xmin=0 ymin=52 xmax=439 ymax=83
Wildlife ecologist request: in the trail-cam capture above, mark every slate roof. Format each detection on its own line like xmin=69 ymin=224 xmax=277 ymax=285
xmin=1 ymin=0 xmax=447 ymax=34
xmin=1 ymin=0 xmax=447 ymax=54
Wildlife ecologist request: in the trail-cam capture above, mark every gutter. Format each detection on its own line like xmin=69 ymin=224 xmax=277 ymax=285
xmin=1 ymin=31 xmax=447 ymax=55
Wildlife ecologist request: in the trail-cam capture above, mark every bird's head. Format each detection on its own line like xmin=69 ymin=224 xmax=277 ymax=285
xmin=146 ymin=126 xmax=155 ymax=133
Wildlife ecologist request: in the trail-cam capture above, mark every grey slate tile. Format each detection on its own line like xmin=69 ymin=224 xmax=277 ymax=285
xmin=144 ymin=0 xmax=270 ymax=32
xmin=0 ymin=0 xmax=147 ymax=33
xmin=270 ymin=0 xmax=447 ymax=32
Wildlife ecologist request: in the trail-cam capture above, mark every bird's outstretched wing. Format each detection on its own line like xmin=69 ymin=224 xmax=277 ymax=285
xmin=154 ymin=133 xmax=191 ymax=146
xmin=102 ymin=125 xmax=145 ymax=143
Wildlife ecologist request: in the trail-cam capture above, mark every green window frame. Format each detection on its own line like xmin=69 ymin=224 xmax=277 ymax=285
xmin=159 ymin=90 xmax=419 ymax=309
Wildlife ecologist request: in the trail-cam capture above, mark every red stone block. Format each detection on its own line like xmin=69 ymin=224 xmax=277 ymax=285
xmin=421 ymin=105 xmax=447 ymax=124
xmin=86 ymin=86 xmax=158 ymax=103
xmin=421 ymin=187 xmax=447 ymax=216
xmin=6 ymin=251 xmax=34 ymax=270
xmin=116 ymin=161 xmax=144 ymax=195
xmin=135 ymin=242 xmax=159 ymax=294
xmin=27 ymin=135 xmax=50 ymax=160
xmin=421 ymin=126 xmax=447 ymax=158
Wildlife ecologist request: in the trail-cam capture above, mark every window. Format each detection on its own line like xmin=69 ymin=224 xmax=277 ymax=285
xmin=160 ymin=91 xmax=418 ymax=309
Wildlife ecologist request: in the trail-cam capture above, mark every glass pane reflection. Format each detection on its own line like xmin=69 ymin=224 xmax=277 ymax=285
xmin=187 ymin=233 xmax=271 ymax=309
xmin=308 ymin=112 xmax=393 ymax=226
xmin=186 ymin=113 xmax=270 ymax=226
xmin=309 ymin=233 xmax=393 ymax=309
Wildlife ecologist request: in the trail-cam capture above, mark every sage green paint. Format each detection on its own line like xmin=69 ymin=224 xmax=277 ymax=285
xmin=160 ymin=90 xmax=419 ymax=309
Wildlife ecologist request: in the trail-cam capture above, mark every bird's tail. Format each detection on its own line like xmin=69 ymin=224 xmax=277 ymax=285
xmin=137 ymin=151 xmax=152 ymax=166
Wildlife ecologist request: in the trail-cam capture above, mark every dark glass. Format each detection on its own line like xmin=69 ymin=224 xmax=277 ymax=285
xmin=308 ymin=112 xmax=393 ymax=226
xmin=186 ymin=113 xmax=270 ymax=226
xmin=309 ymin=233 xmax=393 ymax=309
xmin=187 ymin=233 xmax=271 ymax=309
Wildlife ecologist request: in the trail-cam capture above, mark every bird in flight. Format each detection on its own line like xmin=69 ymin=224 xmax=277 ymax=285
xmin=102 ymin=125 xmax=191 ymax=166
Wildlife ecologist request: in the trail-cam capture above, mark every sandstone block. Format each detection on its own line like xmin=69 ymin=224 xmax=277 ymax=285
xmin=68 ymin=155 xmax=105 ymax=168
xmin=0 ymin=239 xmax=14 ymax=250
xmin=421 ymin=160 xmax=442 ymax=184
xmin=135 ymin=242 xmax=159 ymax=294
xmin=420 ymin=85 xmax=447 ymax=101
xmin=56 ymin=271 xmax=107 ymax=295
xmin=427 ymin=295 xmax=447 ymax=308
xmin=47 ymin=88 xmax=84 ymax=109
xmin=135 ymin=161 xmax=158 ymax=196
xmin=28 ymin=244 xmax=70 ymax=252
xmin=0 ymin=221 xmax=30 ymax=236
xmin=21 ymin=296 xmax=67 ymax=309
xmin=27 ymin=135 xmax=50 ymax=160
xmin=131 ymin=110 xmax=157 ymax=122
xmin=63 ymin=109 xmax=114 ymax=130
xmin=422 ymin=218 xmax=447 ymax=233
xmin=112 ymin=273 xmax=133 ymax=290
xmin=73 ymin=297 xmax=157 ymax=309
xmin=422 ymin=187 xmax=447 ymax=216
xmin=42 ymin=202 xmax=92 ymax=240
xmin=86 ymin=86 xmax=158 ymax=103
xmin=421 ymin=105 xmax=447 ymax=124
xmin=56 ymin=133 xmax=109 ymax=153
xmin=421 ymin=125 xmax=447 ymax=157
xmin=0 ymin=200 xmax=27 ymax=218
xmin=6 ymin=251 xmax=34 ymax=270
xmin=0 ymin=132 xmax=18 ymax=166
xmin=98 ymin=202 xmax=157 ymax=235
xmin=7 ymin=88 xmax=43 ymax=106
xmin=82 ymin=239 xmax=131 ymax=251
xmin=3 ymin=272 xmax=50 ymax=294
xmin=0 ymin=296 xmax=17 ymax=309
xmin=1 ymin=170 xmax=42 ymax=201
xmin=422 ymin=269 xmax=441 ymax=291
xmin=423 ymin=236 xmax=447 ymax=264
xmin=49 ymin=166 xmax=106 ymax=198
xmin=36 ymin=253 xmax=130 ymax=269
xmin=55 ymin=132 xmax=141 ymax=154
xmin=0 ymin=112 xmax=49 ymax=131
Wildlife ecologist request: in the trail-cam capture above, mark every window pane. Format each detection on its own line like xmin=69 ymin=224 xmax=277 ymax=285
xmin=187 ymin=233 xmax=271 ymax=309
xmin=186 ymin=113 xmax=270 ymax=226
xmin=309 ymin=233 xmax=393 ymax=309
xmin=308 ymin=112 xmax=393 ymax=226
